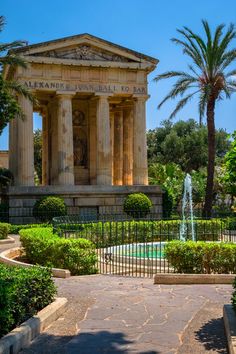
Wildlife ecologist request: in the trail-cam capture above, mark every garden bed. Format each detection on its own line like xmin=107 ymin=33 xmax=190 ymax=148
xmin=0 ymin=247 xmax=71 ymax=278
xmin=0 ymin=297 xmax=67 ymax=354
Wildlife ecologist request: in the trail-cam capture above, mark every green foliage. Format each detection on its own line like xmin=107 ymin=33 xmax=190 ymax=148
xmin=34 ymin=129 xmax=42 ymax=184
xmin=19 ymin=228 xmax=97 ymax=275
xmin=55 ymin=219 xmax=222 ymax=247
xmin=33 ymin=196 xmax=67 ymax=222
xmin=9 ymin=223 xmax=49 ymax=234
xmin=147 ymin=119 xmax=230 ymax=171
xmin=225 ymin=218 xmax=236 ymax=230
xmin=223 ymin=131 xmax=236 ymax=197
xmin=0 ymin=16 xmax=35 ymax=133
xmin=0 ymin=264 xmax=56 ymax=337
xmin=0 ymin=75 xmax=21 ymax=134
xmin=162 ymin=187 xmax=173 ymax=218
xmin=149 ymin=162 xmax=184 ymax=208
xmin=0 ymin=222 xmax=9 ymax=239
xmin=232 ymin=278 xmax=236 ymax=311
xmin=123 ymin=193 xmax=152 ymax=218
xmin=165 ymin=241 xmax=236 ymax=274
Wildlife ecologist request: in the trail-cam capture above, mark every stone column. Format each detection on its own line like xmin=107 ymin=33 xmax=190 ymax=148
xmin=9 ymin=118 xmax=18 ymax=181
xmin=49 ymin=100 xmax=58 ymax=185
xmin=96 ymin=95 xmax=112 ymax=185
xmin=133 ymin=97 xmax=148 ymax=185
xmin=15 ymin=96 xmax=34 ymax=186
xmin=89 ymin=99 xmax=97 ymax=185
xmin=41 ymin=107 xmax=49 ymax=185
xmin=110 ymin=112 xmax=114 ymax=184
xmin=123 ymin=107 xmax=133 ymax=185
xmin=57 ymin=93 xmax=74 ymax=185
xmin=113 ymin=110 xmax=123 ymax=185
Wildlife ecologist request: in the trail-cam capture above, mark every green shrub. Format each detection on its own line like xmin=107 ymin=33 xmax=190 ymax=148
xmin=123 ymin=193 xmax=152 ymax=218
xmin=225 ymin=217 xmax=236 ymax=230
xmin=20 ymin=228 xmax=97 ymax=275
xmin=162 ymin=187 xmax=173 ymax=218
xmin=9 ymin=223 xmax=49 ymax=234
xmin=33 ymin=196 xmax=67 ymax=222
xmin=54 ymin=219 xmax=223 ymax=247
xmin=0 ymin=222 xmax=10 ymax=239
xmin=232 ymin=278 xmax=236 ymax=312
xmin=0 ymin=265 xmax=56 ymax=337
xmin=165 ymin=241 xmax=236 ymax=274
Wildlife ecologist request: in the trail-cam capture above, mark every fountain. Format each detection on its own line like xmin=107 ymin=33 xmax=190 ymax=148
xmin=180 ymin=173 xmax=195 ymax=241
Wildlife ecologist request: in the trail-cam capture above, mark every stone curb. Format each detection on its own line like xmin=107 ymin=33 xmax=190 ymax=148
xmin=154 ymin=273 xmax=236 ymax=284
xmin=0 ymin=297 xmax=68 ymax=354
xmin=0 ymin=236 xmax=15 ymax=245
xmin=0 ymin=247 xmax=71 ymax=278
xmin=223 ymin=305 xmax=236 ymax=354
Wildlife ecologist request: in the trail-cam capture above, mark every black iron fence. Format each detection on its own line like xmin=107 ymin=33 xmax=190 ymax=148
xmin=53 ymin=215 xmax=236 ymax=277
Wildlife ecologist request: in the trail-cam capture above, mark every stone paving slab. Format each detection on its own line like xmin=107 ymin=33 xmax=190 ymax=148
xmin=0 ymin=232 xmax=232 ymax=354
xmin=53 ymin=276 xmax=231 ymax=354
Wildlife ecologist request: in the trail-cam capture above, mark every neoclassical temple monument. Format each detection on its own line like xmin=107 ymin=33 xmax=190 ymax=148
xmin=4 ymin=34 xmax=162 ymax=221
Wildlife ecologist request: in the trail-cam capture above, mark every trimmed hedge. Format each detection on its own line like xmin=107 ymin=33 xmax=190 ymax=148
xmin=0 ymin=222 xmax=10 ymax=239
xmin=33 ymin=196 xmax=67 ymax=222
xmin=19 ymin=228 xmax=97 ymax=275
xmin=232 ymin=278 xmax=236 ymax=312
xmin=165 ymin=241 xmax=236 ymax=274
xmin=0 ymin=265 xmax=56 ymax=337
xmin=55 ymin=219 xmax=223 ymax=247
xmin=123 ymin=193 xmax=152 ymax=218
xmin=9 ymin=223 xmax=49 ymax=235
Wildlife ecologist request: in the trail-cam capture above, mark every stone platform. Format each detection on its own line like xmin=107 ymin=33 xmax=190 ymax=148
xmin=8 ymin=185 xmax=162 ymax=224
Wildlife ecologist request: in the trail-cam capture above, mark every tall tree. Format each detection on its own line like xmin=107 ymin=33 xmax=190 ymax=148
xmin=154 ymin=20 xmax=236 ymax=216
xmin=0 ymin=16 xmax=34 ymax=133
xmin=147 ymin=119 xmax=230 ymax=171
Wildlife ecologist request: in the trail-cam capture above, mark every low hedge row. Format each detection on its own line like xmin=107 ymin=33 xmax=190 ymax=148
xmin=56 ymin=219 xmax=223 ymax=247
xmin=232 ymin=278 xmax=236 ymax=311
xmin=165 ymin=241 xmax=236 ymax=274
xmin=0 ymin=265 xmax=56 ymax=337
xmin=9 ymin=223 xmax=49 ymax=235
xmin=0 ymin=223 xmax=10 ymax=239
xmin=19 ymin=228 xmax=98 ymax=275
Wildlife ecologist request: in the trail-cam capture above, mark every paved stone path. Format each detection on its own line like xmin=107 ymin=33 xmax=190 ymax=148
xmin=20 ymin=276 xmax=231 ymax=354
xmin=0 ymin=237 xmax=232 ymax=353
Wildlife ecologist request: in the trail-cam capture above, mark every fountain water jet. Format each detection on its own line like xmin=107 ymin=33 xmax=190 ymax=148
xmin=180 ymin=173 xmax=195 ymax=241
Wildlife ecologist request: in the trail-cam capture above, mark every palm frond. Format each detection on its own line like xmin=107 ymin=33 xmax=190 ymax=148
xmin=0 ymin=41 xmax=26 ymax=53
xmin=4 ymin=80 xmax=36 ymax=104
xmin=198 ymin=88 xmax=210 ymax=124
xmin=225 ymin=69 xmax=236 ymax=78
xmin=0 ymin=16 xmax=5 ymax=32
xmin=153 ymin=71 xmax=193 ymax=82
xmin=0 ymin=54 xmax=27 ymax=68
xmin=169 ymin=91 xmax=199 ymax=120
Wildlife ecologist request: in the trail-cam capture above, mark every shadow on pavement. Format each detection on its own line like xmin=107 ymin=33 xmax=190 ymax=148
xmin=20 ymin=331 xmax=160 ymax=354
xmin=195 ymin=317 xmax=228 ymax=353
xmin=66 ymin=330 xmax=160 ymax=354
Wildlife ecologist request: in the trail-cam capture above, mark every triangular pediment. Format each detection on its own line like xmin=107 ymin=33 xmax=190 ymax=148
xmin=30 ymin=43 xmax=133 ymax=63
xmin=12 ymin=33 xmax=158 ymax=66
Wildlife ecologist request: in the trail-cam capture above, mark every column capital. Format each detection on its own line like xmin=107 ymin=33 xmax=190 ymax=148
xmin=56 ymin=91 xmax=75 ymax=99
xmin=133 ymin=94 xmax=150 ymax=102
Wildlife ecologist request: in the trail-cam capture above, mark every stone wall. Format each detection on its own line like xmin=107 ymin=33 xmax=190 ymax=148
xmin=8 ymin=185 xmax=163 ymax=224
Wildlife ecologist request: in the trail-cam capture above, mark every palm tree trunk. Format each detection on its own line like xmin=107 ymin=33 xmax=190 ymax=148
xmin=203 ymin=97 xmax=216 ymax=217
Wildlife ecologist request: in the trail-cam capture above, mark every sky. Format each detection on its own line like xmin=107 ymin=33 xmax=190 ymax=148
xmin=1 ymin=0 xmax=236 ymax=149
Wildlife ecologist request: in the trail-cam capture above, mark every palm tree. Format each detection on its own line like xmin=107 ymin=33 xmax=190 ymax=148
xmin=0 ymin=16 xmax=34 ymax=133
xmin=154 ymin=20 xmax=236 ymax=217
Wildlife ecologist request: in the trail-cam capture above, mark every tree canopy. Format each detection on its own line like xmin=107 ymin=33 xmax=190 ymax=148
xmin=147 ymin=119 xmax=230 ymax=172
